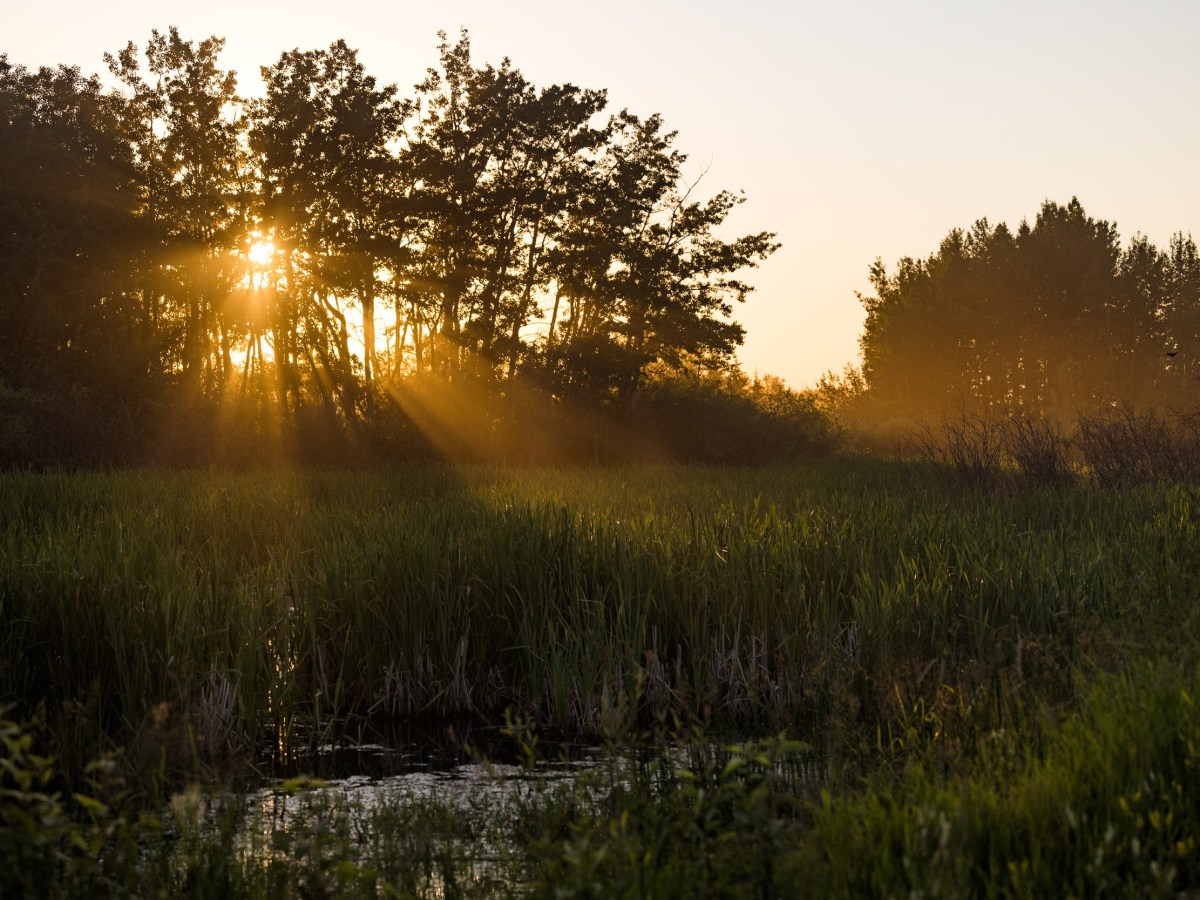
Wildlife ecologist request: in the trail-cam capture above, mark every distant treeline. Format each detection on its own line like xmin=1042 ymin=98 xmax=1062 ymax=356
xmin=833 ymin=198 xmax=1200 ymax=433
xmin=1 ymin=29 xmax=831 ymax=466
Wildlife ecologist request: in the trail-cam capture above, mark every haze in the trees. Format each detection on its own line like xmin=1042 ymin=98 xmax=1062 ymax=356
xmin=853 ymin=198 xmax=1200 ymax=430
xmin=0 ymin=29 xmax=791 ymax=465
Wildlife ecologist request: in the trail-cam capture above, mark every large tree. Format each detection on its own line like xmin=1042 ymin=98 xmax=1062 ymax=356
xmin=401 ymin=30 xmax=776 ymax=395
xmin=251 ymin=40 xmax=407 ymax=418
xmin=105 ymin=28 xmax=247 ymax=388
xmin=546 ymin=111 xmax=778 ymax=400
xmin=404 ymin=30 xmax=601 ymax=378
xmin=0 ymin=57 xmax=153 ymax=396
xmin=859 ymin=198 xmax=1199 ymax=422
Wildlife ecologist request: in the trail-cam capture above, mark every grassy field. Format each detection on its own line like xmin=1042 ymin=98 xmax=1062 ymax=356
xmin=2 ymin=462 xmax=1198 ymax=896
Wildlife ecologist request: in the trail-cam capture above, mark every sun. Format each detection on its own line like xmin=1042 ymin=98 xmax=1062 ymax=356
xmin=247 ymin=239 xmax=276 ymax=267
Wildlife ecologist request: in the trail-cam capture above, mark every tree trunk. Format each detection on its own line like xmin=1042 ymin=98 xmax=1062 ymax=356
xmin=362 ymin=284 xmax=376 ymax=386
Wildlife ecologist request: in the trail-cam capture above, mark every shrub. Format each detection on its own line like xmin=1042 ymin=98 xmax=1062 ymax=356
xmin=1001 ymin=412 xmax=1076 ymax=486
xmin=908 ymin=413 xmax=1008 ymax=487
xmin=1076 ymin=405 xmax=1200 ymax=487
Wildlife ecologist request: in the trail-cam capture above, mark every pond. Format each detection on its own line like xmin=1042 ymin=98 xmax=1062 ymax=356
xmin=168 ymin=722 xmax=826 ymax=895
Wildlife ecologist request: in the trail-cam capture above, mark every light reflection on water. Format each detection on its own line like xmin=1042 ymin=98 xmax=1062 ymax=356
xmin=189 ymin=737 xmax=824 ymax=894
xmin=244 ymin=737 xmax=824 ymax=833
xmin=251 ymin=755 xmax=604 ymax=827
xmin=230 ymin=752 xmax=610 ymax=895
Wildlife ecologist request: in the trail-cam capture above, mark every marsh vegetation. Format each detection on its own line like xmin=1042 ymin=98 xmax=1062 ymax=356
xmin=3 ymin=463 xmax=1198 ymax=896
xmin=4 ymin=21 xmax=1200 ymax=899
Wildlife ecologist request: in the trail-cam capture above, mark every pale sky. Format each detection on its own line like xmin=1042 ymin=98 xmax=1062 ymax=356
xmin=7 ymin=1 xmax=1199 ymax=387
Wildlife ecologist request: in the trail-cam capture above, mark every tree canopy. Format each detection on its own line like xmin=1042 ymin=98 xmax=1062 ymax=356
xmin=856 ymin=198 xmax=1200 ymax=426
xmin=0 ymin=30 xmax=793 ymax=464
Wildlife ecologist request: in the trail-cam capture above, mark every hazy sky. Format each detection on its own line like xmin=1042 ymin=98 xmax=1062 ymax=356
xmin=7 ymin=1 xmax=1199 ymax=387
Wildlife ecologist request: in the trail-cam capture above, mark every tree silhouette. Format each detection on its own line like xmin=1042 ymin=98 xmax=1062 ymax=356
xmin=0 ymin=58 xmax=154 ymax=408
xmin=858 ymin=198 xmax=1200 ymax=425
xmin=404 ymin=30 xmax=609 ymax=379
xmin=0 ymin=28 xmax=790 ymax=464
xmin=544 ymin=111 xmax=777 ymax=400
xmin=251 ymin=40 xmax=406 ymax=418
xmin=105 ymin=28 xmax=246 ymax=388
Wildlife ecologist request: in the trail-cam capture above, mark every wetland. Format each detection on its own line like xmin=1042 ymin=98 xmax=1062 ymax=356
xmin=2 ymin=462 xmax=1198 ymax=896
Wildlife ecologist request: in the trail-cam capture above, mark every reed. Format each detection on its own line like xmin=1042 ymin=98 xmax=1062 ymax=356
xmin=8 ymin=665 xmax=1198 ymax=897
xmin=2 ymin=463 xmax=1194 ymax=775
xmin=2 ymin=462 xmax=1198 ymax=895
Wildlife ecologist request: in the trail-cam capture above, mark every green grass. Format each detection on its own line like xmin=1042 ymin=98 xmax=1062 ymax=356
xmin=7 ymin=667 xmax=1199 ymax=897
xmin=3 ymin=463 xmax=1195 ymax=759
xmin=1 ymin=461 xmax=1198 ymax=896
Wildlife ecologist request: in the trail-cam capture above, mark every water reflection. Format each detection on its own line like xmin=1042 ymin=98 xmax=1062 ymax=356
xmin=189 ymin=730 xmax=825 ymax=895
xmin=233 ymin=749 xmax=608 ymax=895
xmin=251 ymin=754 xmax=604 ymax=826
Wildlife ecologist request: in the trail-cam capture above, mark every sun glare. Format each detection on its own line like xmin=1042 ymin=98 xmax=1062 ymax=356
xmin=248 ymin=239 xmax=276 ymax=267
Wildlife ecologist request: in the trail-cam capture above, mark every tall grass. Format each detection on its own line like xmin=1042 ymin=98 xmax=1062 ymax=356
xmin=910 ymin=406 xmax=1200 ymax=487
xmin=3 ymin=463 xmax=1199 ymax=896
xmin=8 ymin=665 xmax=1199 ymax=897
xmin=2 ymin=463 xmax=1196 ymax=780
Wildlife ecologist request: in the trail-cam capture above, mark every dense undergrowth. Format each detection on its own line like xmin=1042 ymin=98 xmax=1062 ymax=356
xmin=2 ymin=462 xmax=1198 ymax=896
xmin=907 ymin=404 xmax=1200 ymax=488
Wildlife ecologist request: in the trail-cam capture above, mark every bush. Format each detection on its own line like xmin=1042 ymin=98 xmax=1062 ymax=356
xmin=633 ymin=364 xmax=841 ymax=463
xmin=1076 ymin=405 xmax=1200 ymax=487
xmin=1001 ymin=412 xmax=1076 ymax=486
xmin=908 ymin=413 xmax=1008 ymax=488
xmin=906 ymin=404 xmax=1200 ymax=489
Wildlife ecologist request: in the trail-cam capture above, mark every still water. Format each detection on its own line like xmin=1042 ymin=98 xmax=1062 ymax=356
xmin=173 ymin=722 xmax=824 ymax=893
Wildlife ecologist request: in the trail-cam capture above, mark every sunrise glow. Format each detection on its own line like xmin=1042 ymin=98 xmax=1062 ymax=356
xmin=247 ymin=239 xmax=276 ymax=267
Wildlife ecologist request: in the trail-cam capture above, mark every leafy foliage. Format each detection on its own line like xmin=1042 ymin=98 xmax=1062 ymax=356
xmin=857 ymin=199 xmax=1200 ymax=429
xmin=1 ymin=31 xmax=786 ymax=464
